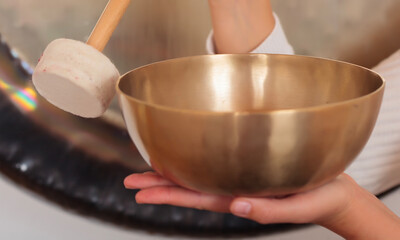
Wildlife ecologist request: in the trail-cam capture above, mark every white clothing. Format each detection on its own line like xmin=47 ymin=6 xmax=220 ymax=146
xmin=206 ymin=13 xmax=294 ymax=55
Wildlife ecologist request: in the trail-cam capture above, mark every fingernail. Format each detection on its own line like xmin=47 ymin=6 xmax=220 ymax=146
xmin=123 ymin=178 xmax=129 ymax=188
xmin=231 ymin=201 xmax=252 ymax=217
xmin=124 ymin=177 xmax=136 ymax=189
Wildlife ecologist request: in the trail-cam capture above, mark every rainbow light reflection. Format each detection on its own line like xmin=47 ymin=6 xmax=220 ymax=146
xmin=0 ymin=77 xmax=37 ymax=111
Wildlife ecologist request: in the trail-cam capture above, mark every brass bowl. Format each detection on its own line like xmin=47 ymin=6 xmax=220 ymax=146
xmin=117 ymin=54 xmax=384 ymax=196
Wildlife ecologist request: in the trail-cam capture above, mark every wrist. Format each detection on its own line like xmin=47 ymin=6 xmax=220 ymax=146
xmin=207 ymin=0 xmax=275 ymax=53
xmin=316 ymin=180 xmax=400 ymax=239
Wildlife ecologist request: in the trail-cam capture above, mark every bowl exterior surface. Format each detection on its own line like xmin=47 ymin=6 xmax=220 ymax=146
xmin=118 ymin=54 xmax=384 ymax=196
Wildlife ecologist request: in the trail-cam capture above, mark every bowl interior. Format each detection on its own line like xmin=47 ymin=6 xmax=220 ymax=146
xmin=119 ymin=54 xmax=383 ymax=112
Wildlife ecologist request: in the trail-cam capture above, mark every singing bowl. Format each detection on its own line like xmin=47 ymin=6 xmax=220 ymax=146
xmin=117 ymin=54 xmax=384 ymax=196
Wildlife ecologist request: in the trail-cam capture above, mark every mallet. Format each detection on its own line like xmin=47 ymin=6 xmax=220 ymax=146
xmin=33 ymin=0 xmax=131 ymax=118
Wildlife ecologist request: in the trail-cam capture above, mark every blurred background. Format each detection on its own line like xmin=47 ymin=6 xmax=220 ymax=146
xmin=0 ymin=0 xmax=399 ymax=239
xmin=1 ymin=0 xmax=399 ymax=72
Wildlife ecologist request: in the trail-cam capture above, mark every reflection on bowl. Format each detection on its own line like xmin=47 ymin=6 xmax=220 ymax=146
xmin=117 ymin=54 xmax=384 ymax=196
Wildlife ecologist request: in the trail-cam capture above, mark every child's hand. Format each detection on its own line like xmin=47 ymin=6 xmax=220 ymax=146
xmin=124 ymin=172 xmax=400 ymax=239
xmin=124 ymin=172 xmax=353 ymax=223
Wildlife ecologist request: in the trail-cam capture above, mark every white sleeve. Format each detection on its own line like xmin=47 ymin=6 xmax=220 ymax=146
xmin=206 ymin=13 xmax=294 ymax=55
xmin=345 ymin=49 xmax=400 ymax=195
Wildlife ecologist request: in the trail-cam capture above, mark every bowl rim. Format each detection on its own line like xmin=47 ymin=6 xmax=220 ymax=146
xmin=116 ymin=53 xmax=385 ymax=115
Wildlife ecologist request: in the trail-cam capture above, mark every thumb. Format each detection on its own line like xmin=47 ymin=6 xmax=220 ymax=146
xmin=229 ymin=175 xmax=354 ymax=225
xmin=230 ymin=196 xmax=313 ymax=224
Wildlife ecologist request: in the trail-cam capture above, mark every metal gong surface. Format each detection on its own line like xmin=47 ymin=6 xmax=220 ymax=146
xmin=0 ymin=0 xmax=399 ymax=235
xmin=0 ymin=36 xmax=289 ymax=235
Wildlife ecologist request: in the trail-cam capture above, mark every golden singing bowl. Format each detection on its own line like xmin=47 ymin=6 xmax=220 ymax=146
xmin=117 ymin=54 xmax=384 ymax=196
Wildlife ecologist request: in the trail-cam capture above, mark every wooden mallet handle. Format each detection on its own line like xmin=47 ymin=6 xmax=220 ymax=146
xmin=87 ymin=0 xmax=131 ymax=52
